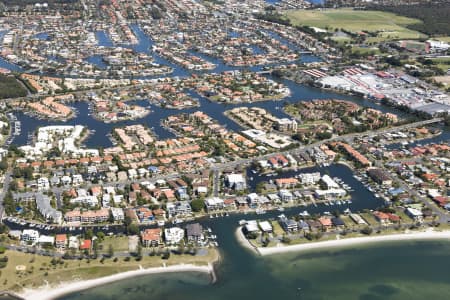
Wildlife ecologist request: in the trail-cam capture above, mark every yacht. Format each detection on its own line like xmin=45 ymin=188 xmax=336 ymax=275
xmin=238 ymin=220 xmax=247 ymax=226
xmin=256 ymin=208 xmax=266 ymax=215
xmin=299 ymin=210 xmax=310 ymax=217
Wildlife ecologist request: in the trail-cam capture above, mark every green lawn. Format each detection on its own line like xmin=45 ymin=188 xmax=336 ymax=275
xmin=428 ymin=58 xmax=450 ymax=73
xmin=0 ymin=248 xmax=219 ymax=292
xmin=99 ymin=236 xmax=130 ymax=253
xmin=285 ymin=8 xmax=427 ymax=41
xmin=436 ymin=36 xmax=450 ymax=43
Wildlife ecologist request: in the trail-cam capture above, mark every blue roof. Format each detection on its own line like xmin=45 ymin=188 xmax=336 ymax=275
xmin=389 ymin=188 xmax=404 ymax=196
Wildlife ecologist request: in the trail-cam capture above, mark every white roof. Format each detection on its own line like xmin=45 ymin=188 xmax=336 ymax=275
xmin=38 ymin=235 xmax=55 ymax=244
xmin=22 ymin=229 xmax=39 ymax=237
xmin=321 ymin=175 xmax=340 ymax=189
xmin=226 ymin=173 xmax=245 ymax=184
xmin=245 ymin=220 xmax=259 ymax=232
xmin=259 ymin=221 xmax=272 ymax=232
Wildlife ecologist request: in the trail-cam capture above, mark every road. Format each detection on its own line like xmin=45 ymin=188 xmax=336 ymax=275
xmin=0 ymin=169 xmax=13 ymax=221
xmin=36 ymin=117 xmax=443 ymax=202
xmin=0 ymin=116 xmax=443 ymax=223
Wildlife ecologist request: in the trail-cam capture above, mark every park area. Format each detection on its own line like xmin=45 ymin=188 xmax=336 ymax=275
xmin=285 ymin=8 xmax=427 ymax=42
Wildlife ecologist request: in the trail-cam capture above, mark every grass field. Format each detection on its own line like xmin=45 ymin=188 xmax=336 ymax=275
xmin=437 ymin=36 xmax=450 ymax=43
xmin=0 ymin=248 xmax=218 ymax=292
xmin=429 ymin=57 xmax=450 ymax=73
xmin=285 ymin=8 xmax=427 ymax=42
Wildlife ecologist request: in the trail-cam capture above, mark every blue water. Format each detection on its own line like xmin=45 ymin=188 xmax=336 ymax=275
xmin=96 ymin=31 xmax=114 ymax=47
xmin=0 ymin=16 xmax=446 ymax=300
xmin=85 ymin=55 xmax=108 ymax=70
xmin=34 ymin=32 xmax=50 ymax=40
xmin=7 ymin=24 xmax=414 ymax=150
xmin=0 ymin=31 xmax=23 ymax=72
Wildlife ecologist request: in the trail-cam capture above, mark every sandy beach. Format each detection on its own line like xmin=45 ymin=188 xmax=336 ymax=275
xmin=235 ymin=226 xmax=259 ymax=254
xmin=19 ymin=263 xmax=215 ymax=300
xmin=257 ymin=229 xmax=450 ymax=256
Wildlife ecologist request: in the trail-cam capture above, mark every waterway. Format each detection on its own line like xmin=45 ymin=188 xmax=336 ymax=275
xmin=7 ymin=24 xmax=423 ymax=149
xmin=59 ymin=213 xmax=450 ymax=300
xmin=1 ymin=24 xmax=449 ymax=300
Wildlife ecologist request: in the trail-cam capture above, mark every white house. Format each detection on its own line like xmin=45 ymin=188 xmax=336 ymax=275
xmin=225 ymin=173 xmax=246 ymax=190
xmin=21 ymin=229 xmax=39 ymax=243
xmin=205 ymin=197 xmax=224 ymax=211
xmin=111 ymin=207 xmax=124 ymax=222
xmin=278 ymin=189 xmax=293 ymax=202
xmin=164 ymin=227 xmax=185 ymax=245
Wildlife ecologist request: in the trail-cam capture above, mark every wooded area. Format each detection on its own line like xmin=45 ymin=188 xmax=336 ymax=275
xmin=0 ymin=74 xmax=27 ymax=99
xmin=371 ymin=2 xmax=450 ymax=36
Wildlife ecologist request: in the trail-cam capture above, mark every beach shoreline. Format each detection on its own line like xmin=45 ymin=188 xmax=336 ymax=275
xmin=256 ymin=229 xmax=450 ymax=256
xmin=18 ymin=263 xmax=216 ymax=300
xmin=235 ymin=226 xmax=259 ymax=254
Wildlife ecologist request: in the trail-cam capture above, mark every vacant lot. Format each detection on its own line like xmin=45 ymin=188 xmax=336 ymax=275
xmin=285 ymin=9 xmax=427 ymax=42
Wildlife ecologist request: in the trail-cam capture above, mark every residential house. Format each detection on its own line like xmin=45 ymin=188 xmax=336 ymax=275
xmin=141 ymin=228 xmax=161 ymax=247
xmin=186 ymin=223 xmax=204 ymax=244
xmin=164 ymin=227 xmax=185 ymax=245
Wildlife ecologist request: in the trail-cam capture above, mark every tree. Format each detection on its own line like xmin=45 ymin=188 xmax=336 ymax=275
xmin=108 ymin=244 xmax=114 ymax=258
xmin=127 ymin=224 xmax=139 ymax=235
xmin=361 ymin=226 xmax=373 ymax=235
xmin=190 ymin=199 xmax=204 ymax=212
xmin=137 ymin=244 xmax=142 ymax=258
xmin=96 ymin=231 xmax=105 ymax=242
xmin=0 ymin=158 xmax=7 ymax=172
xmin=85 ymin=229 xmax=94 ymax=240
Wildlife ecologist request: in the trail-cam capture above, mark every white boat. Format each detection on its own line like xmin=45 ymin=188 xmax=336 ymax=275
xmin=256 ymin=209 xmax=266 ymax=215
xmin=238 ymin=220 xmax=247 ymax=226
xmin=299 ymin=210 xmax=310 ymax=217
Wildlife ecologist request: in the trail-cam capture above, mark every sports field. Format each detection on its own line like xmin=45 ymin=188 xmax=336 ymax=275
xmin=285 ymin=8 xmax=427 ymax=41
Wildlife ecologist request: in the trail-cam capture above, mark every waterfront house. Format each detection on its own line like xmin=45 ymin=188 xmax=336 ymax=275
xmin=318 ymin=217 xmax=333 ymax=231
xmin=244 ymin=220 xmax=260 ymax=234
xmin=367 ymin=168 xmax=392 ymax=186
xmin=21 ymin=229 xmax=39 ymax=244
xmin=167 ymin=201 xmax=192 ymax=217
xmin=350 ymin=213 xmax=367 ymax=225
xmin=186 ymin=223 xmax=204 ymax=244
xmin=225 ymin=173 xmax=246 ymax=191
xmin=164 ymin=227 xmax=185 ymax=245
xmin=205 ymin=197 xmax=224 ymax=212
xmin=373 ymin=211 xmax=391 ymax=225
xmin=331 ymin=217 xmax=345 ymax=228
xmin=275 ymin=177 xmax=299 ymax=189
xmin=298 ymin=220 xmax=310 ymax=232
xmin=222 ymin=198 xmax=236 ymax=210
xmin=278 ymin=189 xmax=294 ymax=202
xmin=279 ymin=215 xmax=298 ymax=232
xmin=55 ymin=234 xmax=67 ymax=249
xmin=141 ymin=228 xmax=161 ymax=247
xmin=247 ymin=193 xmax=260 ymax=208
xmin=259 ymin=221 xmax=273 ymax=233
xmin=405 ymin=207 xmax=423 ymax=222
